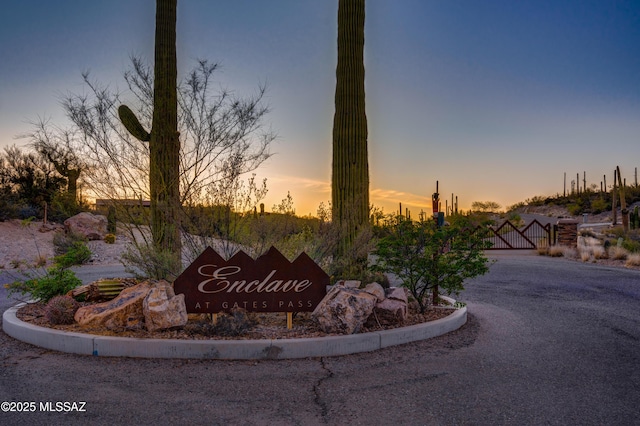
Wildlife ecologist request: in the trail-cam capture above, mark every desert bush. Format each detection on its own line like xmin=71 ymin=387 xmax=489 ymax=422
xmin=625 ymin=253 xmax=640 ymax=267
xmin=608 ymin=226 xmax=627 ymax=239
xmin=6 ymin=265 xmax=81 ymax=302
xmin=567 ymin=203 xmax=582 ymax=216
xmin=590 ymin=198 xmax=609 ymax=214
xmin=44 ymin=295 xmax=80 ymax=325
xmin=621 ymin=238 xmax=640 ymax=253
xmin=53 ymin=231 xmax=87 ymax=255
xmin=53 ymin=241 xmax=91 ymax=268
xmin=580 ymin=249 xmax=592 ymax=262
xmin=47 ymin=192 xmax=86 ymax=223
xmin=507 ymin=212 xmax=524 ymax=228
xmin=121 ymin=244 xmax=182 ymax=282
xmin=592 ymin=246 xmax=608 ymax=259
xmin=33 ymin=255 xmax=48 ymax=268
xmin=537 ymin=246 xmax=549 ymax=256
xmin=609 ymin=246 xmax=628 ymax=260
xmin=373 ymin=215 xmax=490 ymax=313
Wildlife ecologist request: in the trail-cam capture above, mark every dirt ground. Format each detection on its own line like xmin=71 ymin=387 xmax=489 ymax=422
xmin=0 ymin=219 xmax=128 ymax=269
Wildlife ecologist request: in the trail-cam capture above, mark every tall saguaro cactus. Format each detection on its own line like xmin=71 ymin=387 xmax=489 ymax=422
xmin=118 ymin=0 xmax=181 ymax=275
xmin=332 ymin=0 xmax=369 ymax=260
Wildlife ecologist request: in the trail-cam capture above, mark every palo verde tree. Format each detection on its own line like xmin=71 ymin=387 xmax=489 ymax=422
xmin=332 ymin=0 xmax=370 ymax=274
xmin=118 ymin=0 xmax=181 ymax=274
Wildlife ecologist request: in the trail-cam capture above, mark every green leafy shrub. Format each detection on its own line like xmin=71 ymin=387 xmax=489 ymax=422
xmin=373 ymin=215 xmax=491 ymax=313
xmin=6 ymin=266 xmax=81 ymax=302
xmin=44 ymin=295 xmax=80 ymax=324
xmin=54 ymin=241 xmax=91 ymax=268
xmin=622 ymin=238 xmax=640 ymax=253
xmin=590 ymin=198 xmax=609 ymax=214
xmin=567 ymin=203 xmax=582 ymax=216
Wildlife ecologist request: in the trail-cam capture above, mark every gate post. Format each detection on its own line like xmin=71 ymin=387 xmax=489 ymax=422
xmin=556 ymin=219 xmax=579 ymax=247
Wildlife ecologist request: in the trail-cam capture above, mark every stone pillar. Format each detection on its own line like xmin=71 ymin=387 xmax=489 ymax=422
xmin=556 ymin=219 xmax=579 ymax=247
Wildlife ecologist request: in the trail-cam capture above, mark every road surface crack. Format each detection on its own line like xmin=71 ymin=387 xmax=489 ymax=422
xmin=313 ymin=357 xmax=334 ymax=423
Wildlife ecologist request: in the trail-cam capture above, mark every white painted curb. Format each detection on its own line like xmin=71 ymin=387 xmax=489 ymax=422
xmin=2 ymin=298 xmax=467 ymax=360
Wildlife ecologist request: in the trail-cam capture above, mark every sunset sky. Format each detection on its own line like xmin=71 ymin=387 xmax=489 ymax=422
xmin=1 ymin=1 xmax=639 ymax=216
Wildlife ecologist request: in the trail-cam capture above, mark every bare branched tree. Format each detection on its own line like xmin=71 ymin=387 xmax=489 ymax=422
xmin=59 ymin=56 xmax=274 ymax=277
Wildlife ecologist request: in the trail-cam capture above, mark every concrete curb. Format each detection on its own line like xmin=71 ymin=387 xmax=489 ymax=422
xmin=2 ymin=300 xmax=467 ymax=360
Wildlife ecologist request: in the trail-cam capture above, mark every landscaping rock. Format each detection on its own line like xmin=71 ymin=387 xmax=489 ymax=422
xmin=370 ymin=298 xmax=407 ymax=326
xmin=386 ymin=286 xmax=409 ymax=304
xmin=64 ymin=212 xmax=108 ymax=240
xmin=74 ymin=281 xmax=152 ymax=330
xmin=143 ymin=281 xmax=188 ymax=331
xmin=364 ymin=282 xmax=386 ymax=302
xmin=312 ymin=285 xmax=377 ymax=334
xmin=336 ymin=280 xmax=361 ymax=289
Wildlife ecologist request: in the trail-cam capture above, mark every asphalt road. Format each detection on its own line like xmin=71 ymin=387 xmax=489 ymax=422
xmin=1 ymin=254 xmax=639 ymax=425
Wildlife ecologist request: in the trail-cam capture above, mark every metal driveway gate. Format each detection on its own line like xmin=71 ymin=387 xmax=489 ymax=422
xmin=485 ymin=219 xmax=555 ymax=250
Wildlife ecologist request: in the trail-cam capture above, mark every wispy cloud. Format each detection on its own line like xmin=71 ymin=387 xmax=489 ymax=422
xmin=267 ymin=175 xmax=331 ymax=194
xmin=266 ymin=173 xmax=433 ymax=215
xmin=370 ymin=188 xmax=431 ymax=210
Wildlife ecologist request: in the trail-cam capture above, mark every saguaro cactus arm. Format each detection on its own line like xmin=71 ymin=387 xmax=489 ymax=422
xmin=118 ymin=105 xmax=151 ymax=142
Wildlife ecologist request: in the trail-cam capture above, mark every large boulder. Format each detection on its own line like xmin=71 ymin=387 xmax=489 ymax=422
xmin=143 ymin=281 xmax=188 ymax=331
xmin=311 ymin=285 xmax=377 ymax=334
xmin=74 ymin=281 xmax=152 ymax=330
xmin=64 ymin=212 xmax=108 ymax=241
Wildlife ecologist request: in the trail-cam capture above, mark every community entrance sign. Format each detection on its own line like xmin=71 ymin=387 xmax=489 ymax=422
xmin=173 ymin=246 xmax=329 ymax=313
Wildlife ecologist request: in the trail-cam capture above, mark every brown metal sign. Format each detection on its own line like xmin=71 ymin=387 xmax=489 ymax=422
xmin=173 ymin=246 xmax=329 ymax=313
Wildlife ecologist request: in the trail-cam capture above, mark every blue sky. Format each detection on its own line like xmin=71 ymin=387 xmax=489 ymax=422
xmin=1 ymin=0 xmax=639 ymax=216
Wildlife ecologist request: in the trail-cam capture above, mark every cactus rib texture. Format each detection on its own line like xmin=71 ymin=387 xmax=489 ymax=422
xmin=117 ymin=0 xmax=181 ymax=274
xmin=332 ymin=0 xmax=369 ymax=253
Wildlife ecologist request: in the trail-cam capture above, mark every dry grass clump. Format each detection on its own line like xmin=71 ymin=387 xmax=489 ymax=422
xmin=537 ymin=246 xmax=549 ymax=256
xmin=625 ymin=253 xmax=640 ymax=267
xmin=577 ymin=244 xmax=607 ymax=262
xmin=591 ymin=246 xmax=608 ymax=259
xmin=609 ymin=246 xmax=629 ymax=261
xmin=580 ymin=250 xmax=592 ymax=262
xmin=547 ymin=245 xmax=565 ymax=257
